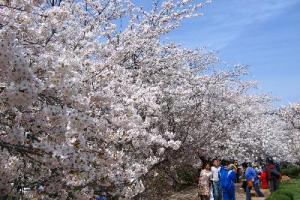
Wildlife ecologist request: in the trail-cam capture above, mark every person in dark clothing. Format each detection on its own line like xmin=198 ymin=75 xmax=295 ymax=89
xmin=266 ymin=159 xmax=281 ymax=193
xmin=233 ymin=160 xmax=240 ymax=183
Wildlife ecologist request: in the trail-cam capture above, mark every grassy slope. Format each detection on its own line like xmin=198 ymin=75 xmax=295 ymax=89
xmin=280 ymin=179 xmax=300 ymax=199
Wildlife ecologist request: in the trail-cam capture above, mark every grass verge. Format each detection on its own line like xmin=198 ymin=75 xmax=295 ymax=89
xmin=266 ymin=179 xmax=300 ymax=200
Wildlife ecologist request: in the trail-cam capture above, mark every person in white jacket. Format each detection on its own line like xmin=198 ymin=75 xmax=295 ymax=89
xmin=211 ymin=159 xmax=222 ymax=200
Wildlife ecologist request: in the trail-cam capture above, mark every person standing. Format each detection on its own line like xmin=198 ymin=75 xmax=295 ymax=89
xmin=199 ymin=163 xmax=213 ymax=200
xmin=266 ymin=159 xmax=281 ymax=193
xmin=233 ymin=160 xmax=239 ymax=183
xmin=227 ymin=164 xmax=237 ymax=200
xmin=260 ymin=166 xmax=269 ymax=189
xmin=220 ymin=161 xmax=236 ymax=200
xmin=243 ymin=163 xmax=264 ymax=200
xmin=211 ymin=159 xmax=222 ymax=200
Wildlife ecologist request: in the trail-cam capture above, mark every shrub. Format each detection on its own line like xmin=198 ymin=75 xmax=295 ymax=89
xmin=176 ymin=169 xmax=197 ymax=185
xmin=268 ymin=194 xmax=291 ymax=200
xmin=281 ymin=166 xmax=300 ymax=178
xmin=278 ymin=179 xmax=300 ymax=200
xmin=267 ymin=190 xmax=294 ymax=200
xmin=276 ymin=191 xmax=294 ymax=200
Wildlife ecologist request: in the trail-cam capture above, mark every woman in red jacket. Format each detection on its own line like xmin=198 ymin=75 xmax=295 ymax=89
xmin=260 ymin=167 xmax=269 ymax=189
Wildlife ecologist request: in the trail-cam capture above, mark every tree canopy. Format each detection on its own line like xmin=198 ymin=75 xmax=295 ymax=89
xmin=0 ymin=0 xmax=299 ymax=199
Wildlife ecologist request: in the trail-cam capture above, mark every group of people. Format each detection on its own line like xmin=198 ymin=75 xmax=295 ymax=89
xmin=198 ymin=158 xmax=281 ymax=200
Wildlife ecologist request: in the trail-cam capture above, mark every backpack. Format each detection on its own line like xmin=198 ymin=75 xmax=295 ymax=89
xmin=219 ymin=168 xmax=233 ymax=191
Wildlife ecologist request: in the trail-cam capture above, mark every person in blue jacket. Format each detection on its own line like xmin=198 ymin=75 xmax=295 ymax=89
xmin=243 ymin=162 xmax=264 ymax=200
xmin=220 ymin=161 xmax=236 ymax=200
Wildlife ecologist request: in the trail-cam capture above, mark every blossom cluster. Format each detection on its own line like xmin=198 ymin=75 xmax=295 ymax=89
xmin=0 ymin=0 xmax=298 ymax=199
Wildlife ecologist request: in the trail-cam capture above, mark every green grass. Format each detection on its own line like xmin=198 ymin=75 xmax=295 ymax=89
xmin=279 ymin=179 xmax=300 ymax=200
xmin=267 ymin=179 xmax=300 ymax=200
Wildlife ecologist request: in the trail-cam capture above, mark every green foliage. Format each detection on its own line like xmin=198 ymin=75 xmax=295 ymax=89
xmin=266 ymin=194 xmax=291 ymax=200
xmin=281 ymin=166 xmax=300 ymax=178
xmin=176 ymin=169 xmax=197 ymax=185
xmin=139 ymin=165 xmax=199 ymax=199
xmin=279 ymin=191 xmax=295 ymax=200
xmin=273 ymin=191 xmax=293 ymax=200
xmin=267 ymin=179 xmax=300 ymax=200
xmin=280 ymin=179 xmax=300 ymax=200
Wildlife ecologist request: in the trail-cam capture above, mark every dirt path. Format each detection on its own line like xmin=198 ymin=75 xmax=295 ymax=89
xmin=166 ymin=184 xmax=271 ymax=200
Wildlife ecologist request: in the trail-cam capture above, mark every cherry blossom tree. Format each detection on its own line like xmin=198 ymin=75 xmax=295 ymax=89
xmin=0 ymin=0 xmax=298 ymax=199
xmin=278 ymin=104 xmax=300 ymax=161
xmin=0 ymin=0 xmax=210 ymax=198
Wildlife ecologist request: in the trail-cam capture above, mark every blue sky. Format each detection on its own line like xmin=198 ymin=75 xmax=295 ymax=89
xmin=135 ymin=0 xmax=300 ymax=107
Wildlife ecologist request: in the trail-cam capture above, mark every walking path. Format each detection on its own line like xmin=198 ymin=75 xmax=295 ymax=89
xmin=166 ymin=184 xmax=271 ymax=200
